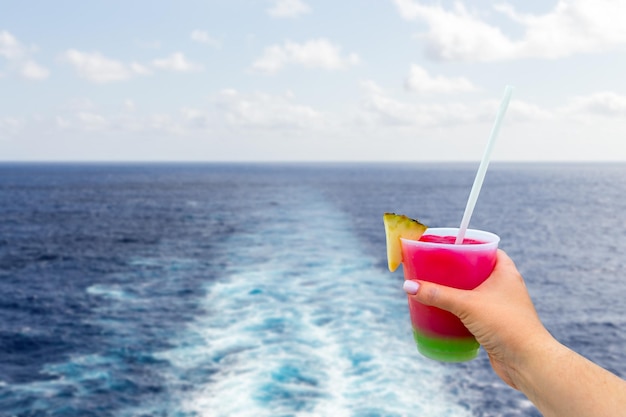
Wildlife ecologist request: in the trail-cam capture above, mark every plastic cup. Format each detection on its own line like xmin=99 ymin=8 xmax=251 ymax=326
xmin=401 ymin=227 xmax=499 ymax=362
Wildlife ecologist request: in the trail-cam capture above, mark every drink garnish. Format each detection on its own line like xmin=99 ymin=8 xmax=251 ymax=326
xmin=383 ymin=213 xmax=427 ymax=272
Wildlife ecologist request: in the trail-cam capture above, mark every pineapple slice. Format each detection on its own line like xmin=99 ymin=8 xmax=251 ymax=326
xmin=383 ymin=213 xmax=427 ymax=272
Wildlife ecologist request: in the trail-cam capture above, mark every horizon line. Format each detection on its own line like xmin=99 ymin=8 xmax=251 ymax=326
xmin=1 ymin=160 xmax=625 ymax=165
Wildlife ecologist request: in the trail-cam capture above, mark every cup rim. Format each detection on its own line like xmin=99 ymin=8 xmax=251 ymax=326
xmin=400 ymin=227 xmax=500 ymax=249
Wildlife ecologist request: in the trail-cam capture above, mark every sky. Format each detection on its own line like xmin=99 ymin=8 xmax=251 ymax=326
xmin=2 ymin=0 xmax=626 ymax=162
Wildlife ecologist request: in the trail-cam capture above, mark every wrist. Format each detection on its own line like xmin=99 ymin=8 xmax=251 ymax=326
xmin=510 ymin=331 xmax=567 ymax=401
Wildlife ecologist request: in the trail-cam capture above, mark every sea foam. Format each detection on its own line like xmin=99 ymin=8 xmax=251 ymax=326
xmin=156 ymin=187 xmax=472 ymax=417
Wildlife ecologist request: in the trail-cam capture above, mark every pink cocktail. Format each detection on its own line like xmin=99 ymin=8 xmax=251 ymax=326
xmin=401 ymin=227 xmax=499 ymax=362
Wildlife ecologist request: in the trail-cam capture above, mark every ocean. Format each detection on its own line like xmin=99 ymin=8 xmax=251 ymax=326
xmin=0 ymin=162 xmax=625 ymax=417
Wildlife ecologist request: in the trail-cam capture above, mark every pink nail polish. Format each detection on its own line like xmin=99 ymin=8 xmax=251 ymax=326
xmin=403 ymin=280 xmax=419 ymax=295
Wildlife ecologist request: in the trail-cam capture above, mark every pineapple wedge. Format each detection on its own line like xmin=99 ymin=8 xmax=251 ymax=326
xmin=383 ymin=213 xmax=427 ymax=272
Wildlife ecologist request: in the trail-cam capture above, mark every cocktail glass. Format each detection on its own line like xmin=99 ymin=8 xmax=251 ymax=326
xmin=401 ymin=227 xmax=499 ymax=362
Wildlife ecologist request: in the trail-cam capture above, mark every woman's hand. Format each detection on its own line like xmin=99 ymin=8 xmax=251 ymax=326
xmin=403 ymin=249 xmax=626 ymax=417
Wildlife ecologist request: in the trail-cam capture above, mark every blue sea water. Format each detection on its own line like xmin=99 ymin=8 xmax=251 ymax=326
xmin=0 ymin=162 xmax=625 ymax=417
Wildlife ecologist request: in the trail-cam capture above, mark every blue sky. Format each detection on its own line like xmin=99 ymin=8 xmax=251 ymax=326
xmin=2 ymin=0 xmax=626 ymax=161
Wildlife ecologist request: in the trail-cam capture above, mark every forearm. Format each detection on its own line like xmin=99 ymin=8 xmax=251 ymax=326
xmin=514 ymin=337 xmax=626 ymax=417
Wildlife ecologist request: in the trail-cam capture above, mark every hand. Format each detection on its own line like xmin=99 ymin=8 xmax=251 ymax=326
xmin=403 ymin=249 xmax=626 ymax=417
xmin=404 ymin=249 xmax=554 ymax=389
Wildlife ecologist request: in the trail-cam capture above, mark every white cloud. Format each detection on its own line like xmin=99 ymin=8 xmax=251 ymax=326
xmin=507 ymin=100 xmax=552 ymax=123
xmin=215 ymin=89 xmax=322 ymax=129
xmin=62 ymin=49 xmax=149 ymax=83
xmin=124 ymin=99 xmax=136 ymax=112
xmin=190 ymin=30 xmax=221 ymax=48
xmin=392 ymin=0 xmax=515 ymax=61
xmin=152 ymin=52 xmax=204 ymax=72
xmin=50 ymin=90 xmax=322 ymax=135
xmin=393 ymin=0 xmax=626 ymax=61
xmin=405 ymin=64 xmax=478 ymax=93
xmin=180 ymin=107 xmax=213 ymax=129
xmin=359 ymin=80 xmax=626 ymax=130
xmin=56 ymin=116 xmax=70 ymax=129
xmin=559 ymin=92 xmax=626 ymax=117
xmin=359 ymin=80 xmax=546 ymax=128
xmin=130 ymin=62 xmax=152 ymax=75
xmin=251 ymin=38 xmax=359 ymax=74
xmin=494 ymin=1 xmax=626 ymax=58
xmin=20 ymin=60 xmax=50 ymax=80
xmin=358 ymin=80 xmax=417 ymax=125
xmin=55 ymin=108 xmax=187 ymax=135
xmin=54 ymin=89 xmax=626 ymax=135
xmin=77 ymin=112 xmax=109 ymax=130
xmin=267 ymin=0 xmax=311 ymax=18
xmin=64 ymin=97 xmax=96 ymax=112
xmin=0 ymin=116 xmax=23 ymax=135
xmin=146 ymin=114 xmax=181 ymax=133
xmin=62 ymin=50 xmax=202 ymax=82
xmin=0 ymin=30 xmax=23 ymax=60
xmin=0 ymin=30 xmax=49 ymax=80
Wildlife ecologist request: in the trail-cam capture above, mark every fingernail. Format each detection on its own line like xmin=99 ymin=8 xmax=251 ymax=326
xmin=403 ymin=280 xmax=420 ymax=295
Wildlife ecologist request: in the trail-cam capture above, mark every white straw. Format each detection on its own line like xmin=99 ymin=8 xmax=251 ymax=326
xmin=455 ymin=85 xmax=513 ymax=245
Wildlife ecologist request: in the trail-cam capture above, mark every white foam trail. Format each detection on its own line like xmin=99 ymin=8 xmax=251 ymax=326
xmin=157 ymin=187 xmax=473 ymax=417
xmin=86 ymin=284 xmax=134 ymax=300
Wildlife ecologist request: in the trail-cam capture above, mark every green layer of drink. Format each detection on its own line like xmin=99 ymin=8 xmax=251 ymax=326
xmin=412 ymin=329 xmax=480 ymax=362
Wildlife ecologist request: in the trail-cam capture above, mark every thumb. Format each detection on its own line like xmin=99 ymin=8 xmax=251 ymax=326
xmin=403 ymin=280 xmax=471 ymax=317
